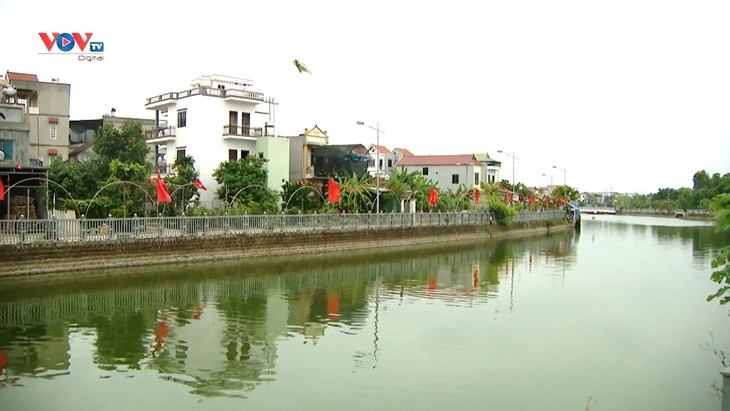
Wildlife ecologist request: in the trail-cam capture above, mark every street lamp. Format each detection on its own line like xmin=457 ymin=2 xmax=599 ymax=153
xmin=542 ymin=173 xmax=553 ymax=186
xmin=497 ymin=150 xmax=518 ymax=203
xmin=356 ymin=121 xmax=385 ymax=215
xmin=552 ymin=165 xmax=567 ymax=186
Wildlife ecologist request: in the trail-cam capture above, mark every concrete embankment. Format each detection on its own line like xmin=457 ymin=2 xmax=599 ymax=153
xmin=0 ymin=220 xmax=570 ymax=278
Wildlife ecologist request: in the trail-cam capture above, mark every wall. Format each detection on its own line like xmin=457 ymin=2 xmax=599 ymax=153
xmin=0 ymin=220 xmax=569 ymax=277
xmin=256 ymin=136 xmax=290 ymax=194
xmin=288 ymin=135 xmax=304 ymax=182
xmin=401 ymin=163 xmax=483 ymax=191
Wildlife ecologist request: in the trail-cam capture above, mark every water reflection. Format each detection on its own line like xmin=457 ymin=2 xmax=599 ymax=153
xmin=0 ymin=233 xmax=577 ymax=397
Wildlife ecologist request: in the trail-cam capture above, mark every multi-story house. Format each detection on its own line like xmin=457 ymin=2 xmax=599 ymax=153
xmin=392 ymin=147 xmax=414 ymax=164
xmin=366 ymin=144 xmax=397 ymax=180
xmin=69 ymin=110 xmax=156 ymax=164
xmin=474 ymin=153 xmax=501 ymax=184
xmin=288 ymin=125 xmax=329 ymax=183
xmin=3 ymin=71 xmax=71 ymax=164
xmin=396 ymin=154 xmax=484 ymax=192
xmin=144 ymin=74 xmax=288 ymax=206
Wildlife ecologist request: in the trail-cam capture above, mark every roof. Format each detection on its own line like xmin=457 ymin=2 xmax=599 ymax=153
xmin=393 ymin=147 xmax=414 ymax=156
xmin=69 ymin=141 xmax=93 ymax=156
xmin=397 ymin=154 xmax=483 ymax=167
xmin=369 ymin=144 xmax=391 ymax=154
xmin=5 ymin=71 xmax=39 ymax=82
xmin=474 ymin=153 xmax=501 ymax=163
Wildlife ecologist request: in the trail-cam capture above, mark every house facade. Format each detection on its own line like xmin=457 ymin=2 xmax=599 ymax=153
xmin=474 ymin=153 xmax=501 ymax=184
xmin=288 ymin=125 xmax=329 ymax=182
xmin=4 ymin=71 xmax=71 ymax=164
xmin=144 ymin=74 xmax=285 ymax=205
xmin=397 ymin=154 xmax=484 ymax=192
xmin=366 ymin=144 xmax=397 ymax=180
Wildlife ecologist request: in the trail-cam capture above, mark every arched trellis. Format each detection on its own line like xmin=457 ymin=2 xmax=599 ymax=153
xmin=3 ymin=177 xmax=81 ymax=217
xmin=84 ymin=180 xmax=156 ymax=217
xmin=284 ymin=185 xmax=326 ymax=212
xmin=159 ymin=182 xmax=197 ymax=215
xmin=402 ymin=188 xmax=428 ymax=212
xmin=227 ymin=184 xmax=272 ymax=211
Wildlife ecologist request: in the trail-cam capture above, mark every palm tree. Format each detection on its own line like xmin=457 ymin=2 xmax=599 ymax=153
xmin=338 ymin=173 xmax=375 ymax=213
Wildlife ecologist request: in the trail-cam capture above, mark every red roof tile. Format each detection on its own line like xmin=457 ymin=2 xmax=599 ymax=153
xmin=396 ymin=154 xmax=483 ymax=167
xmin=6 ymin=71 xmax=39 ymax=82
xmin=369 ymin=144 xmax=391 ymax=154
xmin=393 ymin=148 xmax=415 ymax=156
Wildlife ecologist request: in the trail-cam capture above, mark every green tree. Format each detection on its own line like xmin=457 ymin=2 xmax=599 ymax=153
xmin=165 ymin=155 xmax=201 ymax=215
xmin=707 ymin=194 xmax=730 ymax=305
xmin=338 ymin=173 xmax=375 ymax=213
xmin=93 ymin=122 xmax=150 ymax=165
xmin=212 ymin=156 xmax=279 ymax=214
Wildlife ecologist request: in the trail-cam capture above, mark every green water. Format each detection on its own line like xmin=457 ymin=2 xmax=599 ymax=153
xmin=0 ymin=215 xmax=728 ymax=410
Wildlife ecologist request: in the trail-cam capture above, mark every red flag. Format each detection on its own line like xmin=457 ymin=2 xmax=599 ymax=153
xmin=156 ymin=172 xmax=172 ymax=203
xmin=474 ymin=189 xmax=480 ymax=205
xmin=544 ymin=195 xmax=550 ymax=207
xmin=192 ymin=178 xmax=207 ymax=191
xmin=0 ymin=178 xmax=4 ymax=201
xmin=428 ymin=188 xmax=439 ymax=206
xmin=327 ymin=178 xmax=340 ymax=203
xmin=528 ymin=194 xmax=534 ymax=205
xmin=505 ymin=191 xmax=511 ymax=204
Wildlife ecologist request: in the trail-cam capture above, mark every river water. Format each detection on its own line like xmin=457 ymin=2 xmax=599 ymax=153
xmin=0 ymin=215 xmax=728 ymax=410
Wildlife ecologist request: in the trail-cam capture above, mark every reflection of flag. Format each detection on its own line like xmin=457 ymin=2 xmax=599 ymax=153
xmin=427 ymin=276 xmax=437 ymax=294
xmin=0 ymin=349 xmax=6 ymax=374
xmin=327 ymin=179 xmax=340 ymax=202
xmin=192 ymin=178 xmax=207 ymax=191
xmin=155 ymin=320 xmax=169 ymax=344
xmin=0 ymin=178 xmax=4 ymax=201
xmin=156 ymin=172 xmax=172 ymax=203
xmin=474 ymin=189 xmax=480 ymax=205
xmin=193 ymin=305 xmax=203 ymax=320
xmin=327 ymin=292 xmax=340 ymax=321
xmin=428 ymin=188 xmax=439 ymax=206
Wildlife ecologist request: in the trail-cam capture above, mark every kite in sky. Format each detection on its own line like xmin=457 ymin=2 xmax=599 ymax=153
xmin=293 ymin=60 xmax=311 ymax=74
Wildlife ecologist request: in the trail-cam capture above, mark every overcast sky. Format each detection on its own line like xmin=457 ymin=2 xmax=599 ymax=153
xmin=2 ymin=0 xmax=729 ymax=194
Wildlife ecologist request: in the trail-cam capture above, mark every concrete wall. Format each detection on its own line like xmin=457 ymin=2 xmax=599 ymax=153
xmin=0 ymin=104 xmax=31 ymax=166
xmin=288 ymin=135 xmax=304 ymax=182
xmin=256 ymin=135 xmax=290 ymax=194
xmin=400 ymin=163 xmax=484 ymax=191
xmin=0 ymin=221 xmax=569 ymax=277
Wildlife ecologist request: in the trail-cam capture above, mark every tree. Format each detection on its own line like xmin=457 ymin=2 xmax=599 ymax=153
xmin=212 ymin=156 xmax=279 ymax=214
xmin=93 ymin=122 xmax=149 ymax=165
xmin=707 ymin=194 xmax=730 ymax=305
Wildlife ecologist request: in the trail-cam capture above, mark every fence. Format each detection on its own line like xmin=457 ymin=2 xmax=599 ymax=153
xmin=0 ymin=210 xmax=567 ymax=246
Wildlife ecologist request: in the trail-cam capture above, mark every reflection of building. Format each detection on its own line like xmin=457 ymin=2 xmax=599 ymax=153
xmin=2 ymin=325 xmax=70 ymax=377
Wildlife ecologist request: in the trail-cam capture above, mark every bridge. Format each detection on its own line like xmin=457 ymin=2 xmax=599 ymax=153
xmin=580 ymin=207 xmax=617 ymax=215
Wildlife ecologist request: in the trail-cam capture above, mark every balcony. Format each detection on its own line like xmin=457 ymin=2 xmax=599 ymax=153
xmin=145 ymin=86 xmax=267 ymax=109
xmin=145 ymin=126 xmax=176 ymax=143
xmin=223 ymin=125 xmax=263 ymax=140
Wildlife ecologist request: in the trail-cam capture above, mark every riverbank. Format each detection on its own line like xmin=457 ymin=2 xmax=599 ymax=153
xmin=1 ymin=219 xmax=570 ymax=278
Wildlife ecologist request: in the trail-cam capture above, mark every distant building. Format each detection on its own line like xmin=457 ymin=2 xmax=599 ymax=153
xmin=288 ymin=125 xmax=329 ymax=182
xmin=3 ymin=71 xmax=70 ymax=164
xmin=474 ymin=153 xmax=501 ymax=184
xmin=144 ymin=74 xmax=286 ymax=205
xmin=69 ymin=112 xmax=156 ymax=164
xmin=365 ymin=144 xmax=397 ymax=180
xmin=397 ymin=154 xmax=484 ymax=192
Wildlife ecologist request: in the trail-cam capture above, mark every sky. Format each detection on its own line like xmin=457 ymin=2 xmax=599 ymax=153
xmin=2 ymin=0 xmax=729 ymax=194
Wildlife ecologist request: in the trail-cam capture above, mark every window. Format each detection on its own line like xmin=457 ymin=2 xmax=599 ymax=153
xmin=368 ymin=159 xmax=375 ymax=168
xmin=241 ymin=150 xmax=250 ymax=159
xmin=387 ymin=159 xmax=393 ymax=168
xmin=474 ymin=173 xmax=480 ymax=185
xmin=50 ymin=124 xmax=57 ymax=140
xmin=0 ymin=140 xmax=13 ymax=159
xmin=176 ymin=148 xmax=186 ymax=159
xmin=217 ymin=84 xmax=225 ymax=90
xmin=229 ymin=149 xmax=238 ymax=162
xmin=452 ymin=174 xmax=459 ymax=184
xmin=177 ymin=110 xmax=187 ymax=128
xmin=422 ymin=167 xmax=429 ymax=176
xmin=379 ymin=159 xmax=383 ymax=170
xmin=258 ymin=152 xmax=264 ymax=159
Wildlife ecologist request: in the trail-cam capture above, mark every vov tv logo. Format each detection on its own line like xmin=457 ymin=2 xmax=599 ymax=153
xmin=38 ymin=32 xmax=104 ymax=62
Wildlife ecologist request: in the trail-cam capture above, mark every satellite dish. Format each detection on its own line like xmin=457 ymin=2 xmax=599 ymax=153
xmin=2 ymin=84 xmax=17 ymax=97
xmin=0 ymin=151 xmax=5 ymax=161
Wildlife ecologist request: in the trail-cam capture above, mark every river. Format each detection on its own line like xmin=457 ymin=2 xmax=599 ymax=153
xmin=0 ymin=214 xmax=727 ymax=410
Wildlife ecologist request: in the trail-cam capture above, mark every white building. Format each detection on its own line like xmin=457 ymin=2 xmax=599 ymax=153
xmin=396 ymin=154 xmax=484 ymax=192
xmin=144 ymin=74 xmax=288 ymax=205
xmin=366 ymin=144 xmax=397 ymax=180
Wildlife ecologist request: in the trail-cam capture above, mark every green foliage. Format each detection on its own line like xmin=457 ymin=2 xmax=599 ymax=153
xmin=707 ymin=194 xmax=730 ymax=305
xmin=338 ymin=173 xmax=375 ymax=213
xmin=552 ymin=185 xmax=580 ymax=201
xmin=212 ymin=156 xmax=279 ymax=214
xmin=488 ymin=199 xmax=516 ymax=226
xmin=385 ymin=168 xmax=438 ymax=211
xmin=93 ymin=122 xmax=150 ymax=165
xmin=281 ymin=181 xmax=325 ymax=214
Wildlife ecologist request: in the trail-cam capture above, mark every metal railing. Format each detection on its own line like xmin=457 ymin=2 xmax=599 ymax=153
xmin=0 ymin=210 xmax=566 ymax=246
